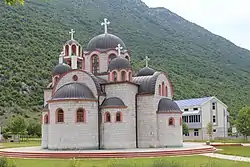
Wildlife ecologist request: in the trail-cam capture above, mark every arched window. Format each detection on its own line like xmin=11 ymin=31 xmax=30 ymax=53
xmin=65 ymin=45 xmax=69 ymax=56
xmin=104 ymin=112 xmax=111 ymax=123
xmin=72 ymin=44 xmax=77 ymax=55
xmin=54 ymin=76 xmax=59 ymax=83
xmin=125 ymin=56 xmax=129 ymax=60
xmin=82 ymin=57 xmax=85 ymax=70
xmin=121 ymin=71 xmax=126 ymax=81
xmin=165 ymin=85 xmax=168 ymax=97
xmin=168 ymin=117 xmax=175 ymax=126
xmin=108 ymin=54 xmax=117 ymax=64
xmin=116 ymin=112 xmax=122 ymax=122
xmin=56 ymin=109 xmax=64 ymax=123
xmin=158 ymin=85 xmax=161 ymax=96
xmin=78 ymin=46 xmax=81 ymax=56
xmin=76 ymin=108 xmax=85 ymax=123
xmin=162 ymin=82 xmax=165 ymax=96
xmin=44 ymin=114 xmax=49 ymax=124
xmin=128 ymin=71 xmax=132 ymax=81
xmin=113 ymin=71 xmax=118 ymax=82
xmin=91 ymin=55 xmax=99 ymax=74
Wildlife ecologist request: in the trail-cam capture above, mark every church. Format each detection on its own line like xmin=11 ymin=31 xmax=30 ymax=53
xmin=42 ymin=19 xmax=183 ymax=150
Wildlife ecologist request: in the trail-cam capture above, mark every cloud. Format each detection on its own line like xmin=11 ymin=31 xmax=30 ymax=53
xmin=142 ymin=0 xmax=250 ymax=49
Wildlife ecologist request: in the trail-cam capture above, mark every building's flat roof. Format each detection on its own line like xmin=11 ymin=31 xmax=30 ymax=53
xmin=175 ymin=97 xmax=212 ymax=108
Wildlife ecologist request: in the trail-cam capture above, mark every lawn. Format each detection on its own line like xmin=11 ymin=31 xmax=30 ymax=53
xmin=217 ymin=146 xmax=250 ymax=157
xmin=184 ymin=139 xmax=250 ymax=143
xmin=0 ymin=140 xmax=40 ymax=149
xmin=4 ymin=156 xmax=250 ymax=167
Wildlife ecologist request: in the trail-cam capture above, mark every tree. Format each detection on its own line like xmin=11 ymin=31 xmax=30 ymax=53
xmin=206 ymin=122 xmax=213 ymax=141
xmin=236 ymin=106 xmax=250 ymax=139
xmin=182 ymin=122 xmax=189 ymax=135
xmin=7 ymin=116 xmax=27 ymax=138
xmin=3 ymin=0 xmax=24 ymax=5
xmin=27 ymin=120 xmax=41 ymax=137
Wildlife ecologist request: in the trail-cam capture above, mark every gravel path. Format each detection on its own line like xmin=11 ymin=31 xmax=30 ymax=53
xmin=202 ymin=153 xmax=250 ymax=162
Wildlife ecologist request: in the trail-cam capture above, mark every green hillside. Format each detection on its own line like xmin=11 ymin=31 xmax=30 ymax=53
xmin=0 ymin=0 xmax=250 ymax=124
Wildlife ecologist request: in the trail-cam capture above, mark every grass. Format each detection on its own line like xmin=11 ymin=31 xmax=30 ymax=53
xmin=0 ymin=141 xmax=40 ymax=149
xmin=4 ymin=156 xmax=249 ymax=167
xmin=217 ymin=146 xmax=250 ymax=157
xmin=184 ymin=138 xmax=250 ymax=143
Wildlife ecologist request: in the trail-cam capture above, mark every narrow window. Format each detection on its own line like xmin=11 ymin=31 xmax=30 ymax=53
xmin=105 ymin=112 xmax=111 ymax=123
xmin=213 ymin=115 xmax=216 ymax=123
xmin=116 ymin=112 xmax=122 ymax=122
xmin=57 ymin=109 xmax=64 ymax=123
xmin=91 ymin=55 xmax=99 ymax=74
xmin=161 ymin=82 xmax=165 ymax=96
xmin=212 ymin=102 xmax=216 ymax=110
xmin=72 ymin=44 xmax=77 ymax=55
xmin=121 ymin=71 xmax=126 ymax=81
xmin=184 ymin=108 xmax=189 ymax=111
xmin=165 ymin=85 xmax=168 ymax=97
xmin=168 ymin=118 xmax=175 ymax=126
xmin=113 ymin=71 xmax=118 ymax=81
xmin=158 ymin=85 xmax=161 ymax=96
xmin=76 ymin=108 xmax=85 ymax=123
xmin=128 ymin=71 xmax=132 ymax=81
xmin=44 ymin=114 xmax=49 ymax=124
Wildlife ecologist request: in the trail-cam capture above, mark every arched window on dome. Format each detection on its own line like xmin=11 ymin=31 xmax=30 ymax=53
xmin=65 ymin=45 xmax=69 ymax=56
xmin=125 ymin=55 xmax=129 ymax=60
xmin=91 ymin=55 xmax=99 ymax=74
xmin=165 ymin=85 xmax=168 ymax=97
xmin=108 ymin=54 xmax=117 ymax=64
xmin=56 ymin=109 xmax=64 ymax=123
xmin=72 ymin=44 xmax=77 ymax=55
xmin=158 ymin=85 xmax=161 ymax=96
xmin=128 ymin=71 xmax=132 ymax=81
xmin=44 ymin=114 xmax=49 ymax=124
xmin=112 ymin=71 xmax=118 ymax=82
xmin=121 ymin=71 xmax=126 ymax=81
xmin=104 ymin=112 xmax=111 ymax=123
xmin=161 ymin=82 xmax=165 ymax=96
xmin=115 ymin=112 xmax=122 ymax=122
xmin=76 ymin=108 xmax=86 ymax=123
xmin=168 ymin=117 xmax=175 ymax=126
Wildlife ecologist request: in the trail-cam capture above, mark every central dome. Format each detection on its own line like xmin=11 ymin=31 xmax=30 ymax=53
xmin=86 ymin=33 xmax=126 ymax=51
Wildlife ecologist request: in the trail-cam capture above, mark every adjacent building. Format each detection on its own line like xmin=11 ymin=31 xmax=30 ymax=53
xmin=175 ymin=96 xmax=230 ymax=140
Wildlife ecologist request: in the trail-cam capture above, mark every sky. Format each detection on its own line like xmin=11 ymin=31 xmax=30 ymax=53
xmin=142 ymin=0 xmax=250 ymax=50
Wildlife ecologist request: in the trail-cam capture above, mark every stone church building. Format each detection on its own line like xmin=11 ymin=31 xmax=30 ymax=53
xmin=42 ymin=19 xmax=183 ymax=150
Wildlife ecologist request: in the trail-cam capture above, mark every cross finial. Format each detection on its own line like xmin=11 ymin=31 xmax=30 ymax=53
xmin=145 ymin=56 xmax=150 ymax=67
xmin=116 ymin=44 xmax=123 ymax=57
xmin=69 ymin=29 xmax=75 ymax=40
xmin=101 ymin=18 xmax=110 ymax=34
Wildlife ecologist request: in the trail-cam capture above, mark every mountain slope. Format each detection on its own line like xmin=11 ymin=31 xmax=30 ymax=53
xmin=0 ymin=0 xmax=249 ymax=123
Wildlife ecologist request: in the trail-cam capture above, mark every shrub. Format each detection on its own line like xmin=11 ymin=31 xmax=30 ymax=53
xmin=0 ymin=157 xmax=17 ymax=167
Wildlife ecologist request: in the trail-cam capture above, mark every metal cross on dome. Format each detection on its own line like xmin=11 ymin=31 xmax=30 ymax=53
xmin=69 ymin=29 xmax=75 ymax=40
xmin=116 ymin=44 xmax=123 ymax=57
xmin=101 ymin=18 xmax=110 ymax=34
xmin=145 ymin=56 xmax=150 ymax=67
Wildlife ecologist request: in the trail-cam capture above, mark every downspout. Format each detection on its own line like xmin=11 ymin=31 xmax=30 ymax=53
xmin=135 ymin=92 xmax=139 ymax=148
xmin=98 ymin=95 xmax=101 ymax=150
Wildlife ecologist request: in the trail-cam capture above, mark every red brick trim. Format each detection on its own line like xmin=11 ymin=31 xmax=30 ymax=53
xmin=101 ymin=106 xmax=128 ymax=109
xmin=48 ymin=99 xmax=98 ymax=103
xmin=102 ymin=81 xmax=138 ymax=86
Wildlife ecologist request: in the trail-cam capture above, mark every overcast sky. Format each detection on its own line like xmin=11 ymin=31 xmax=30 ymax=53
xmin=142 ymin=0 xmax=250 ymax=50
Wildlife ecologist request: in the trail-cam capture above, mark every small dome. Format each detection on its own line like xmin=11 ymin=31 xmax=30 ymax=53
xmin=101 ymin=97 xmax=126 ymax=107
xmin=108 ymin=57 xmax=132 ymax=71
xmin=157 ymin=98 xmax=181 ymax=113
xmin=52 ymin=63 xmax=71 ymax=76
xmin=86 ymin=33 xmax=126 ymax=51
xmin=52 ymin=83 xmax=95 ymax=100
xmin=136 ymin=67 xmax=155 ymax=76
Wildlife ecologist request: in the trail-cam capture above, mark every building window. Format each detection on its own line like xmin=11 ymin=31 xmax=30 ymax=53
xmin=161 ymin=82 xmax=165 ymax=96
xmin=183 ymin=116 xmax=188 ymax=123
xmin=168 ymin=118 xmax=175 ymax=126
xmin=158 ymin=85 xmax=161 ymax=96
xmin=112 ymin=71 xmax=118 ymax=81
xmin=193 ymin=108 xmax=198 ymax=111
xmin=165 ymin=86 xmax=168 ymax=97
xmin=128 ymin=71 xmax=132 ymax=81
xmin=227 ymin=115 xmax=229 ymax=122
xmin=44 ymin=114 xmax=49 ymax=124
xmin=213 ymin=115 xmax=216 ymax=123
xmin=76 ymin=108 xmax=85 ymax=123
xmin=213 ymin=129 xmax=216 ymax=133
xmin=188 ymin=115 xmax=201 ymax=123
xmin=91 ymin=55 xmax=99 ymax=74
xmin=212 ymin=102 xmax=216 ymax=110
xmin=125 ymin=56 xmax=129 ymax=60
xmin=56 ymin=109 xmax=64 ymax=123
xmin=184 ymin=108 xmax=189 ymax=111
xmin=116 ymin=112 xmax=122 ymax=122
xmin=184 ymin=132 xmax=189 ymax=136
xmin=72 ymin=44 xmax=77 ymax=55
xmin=194 ymin=129 xmax=199 ymax=136
xmin=104 ymin=112 xmax=111 ymax=123
xmin=108 ymin=54 xmax=117 ymax=64
xmin=121 ymin=71 xmax=126 ymax=81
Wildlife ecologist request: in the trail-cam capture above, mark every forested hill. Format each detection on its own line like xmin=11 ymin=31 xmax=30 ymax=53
xmin=0 ymin=0 xmax=250 ymax=123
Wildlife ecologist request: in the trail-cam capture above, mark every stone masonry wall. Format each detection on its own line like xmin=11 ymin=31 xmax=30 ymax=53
xmin=47 ymin=100 xmax=98 ymax=150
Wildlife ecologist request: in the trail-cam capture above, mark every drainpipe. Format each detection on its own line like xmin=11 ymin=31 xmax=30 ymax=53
xmin=98 ymin=95 xmax=101 ymax=150
xmin=135 ymin=92 xmax=139 ymax=148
